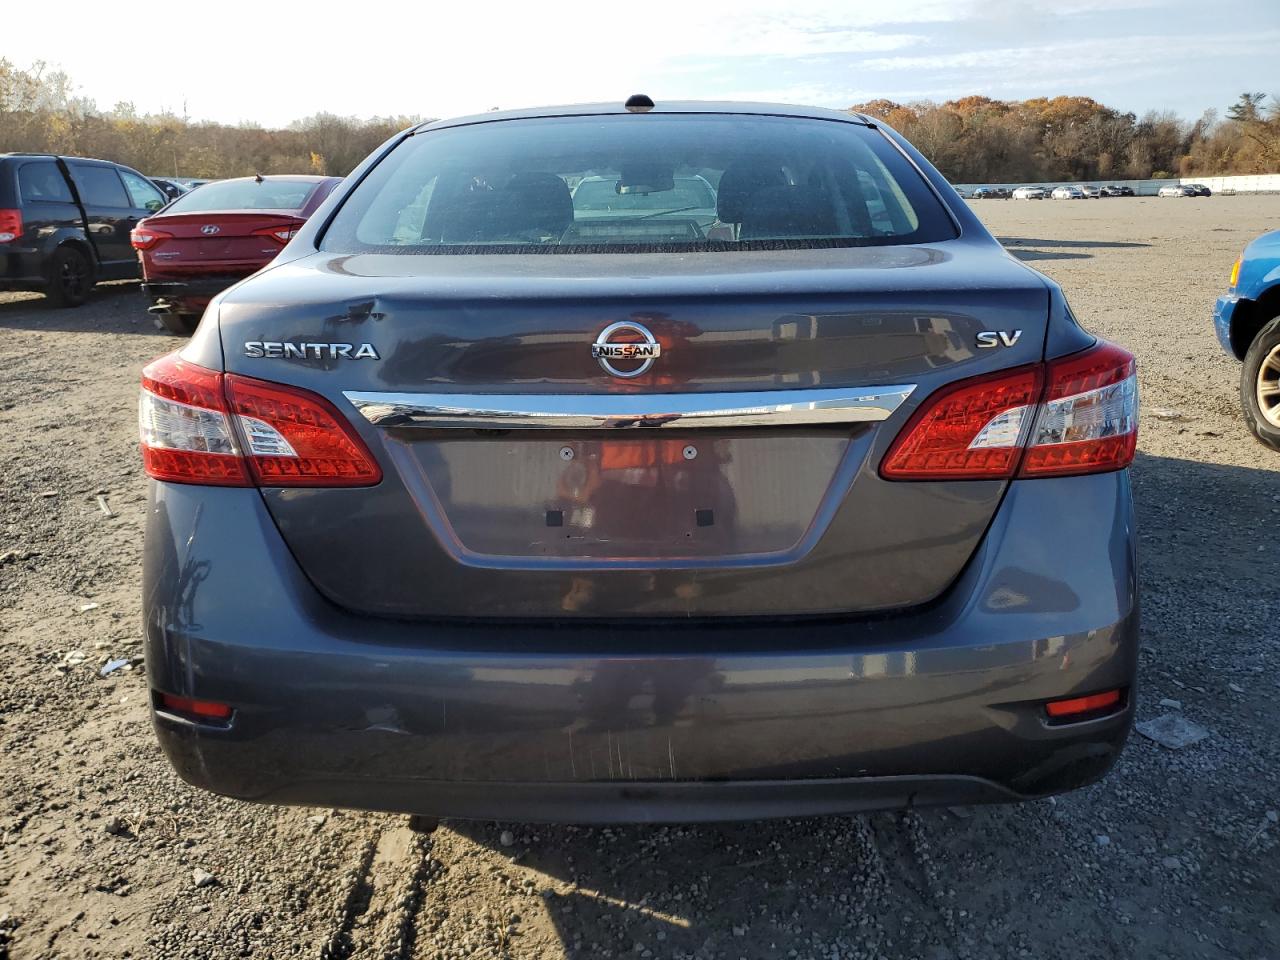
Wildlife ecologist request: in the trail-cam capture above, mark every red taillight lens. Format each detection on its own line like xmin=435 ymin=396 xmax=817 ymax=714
xmin=1045 ymin=688 xmax=1124 ymax=721
xmin=224 ymin=374 xmax=382 ymax=486
xmin=251 ymin=224 xmax=299 ymax=245
xmin=880 ymin=366 xmax=1043 ymax=480
xmin=139 ymin=353 xmax=381 ymax=488
xmin=139 ymin=354 xmax=250 ymax=486
xmin=0 ymin=208 xmax=23 ymax=243
xmin=131 ymin=226 xmax=171 ymax=250
xmin=881 ymin=340 xmax=1138 ymax=481
xmin=1020 ymin=341 xmax=1138 ymax=477
xmin=156 ymin=692 xmax=234 ymax=722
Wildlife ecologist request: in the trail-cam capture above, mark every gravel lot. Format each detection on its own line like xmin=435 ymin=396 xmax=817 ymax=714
xmin=1 ymin=196 xmax=1278 ymax=960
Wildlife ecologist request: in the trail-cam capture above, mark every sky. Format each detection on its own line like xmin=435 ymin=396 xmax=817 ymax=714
xmin=4 ymin=0 xmax=1277 ymax=127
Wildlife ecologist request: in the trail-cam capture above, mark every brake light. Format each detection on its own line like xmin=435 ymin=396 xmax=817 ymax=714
xmin=0 ymin=208 xmax=22 ymax=243
xmin=224 ymin=375 xmax=383 ymax=485
xmin=881 ymin=340 xmax=1137 ymax=480
xmin=880 ymin=366 xmax=1043 ymax=480
xmin=1020 ymin=341 xmax=1137 ymax=477
xmin=139 ymin=352 xmax=381 ymax=487
xmin=131 ymin=226 xmax=171 ymax=250
xmin=139 ymin=354 xmax=249 ymax=486
xmin=252 ymin=225 xmax=299 ymax=245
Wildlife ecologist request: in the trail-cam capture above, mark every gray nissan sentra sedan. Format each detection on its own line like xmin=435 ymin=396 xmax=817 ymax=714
xmin=139 ymin=99 xmax=1140 ymax=823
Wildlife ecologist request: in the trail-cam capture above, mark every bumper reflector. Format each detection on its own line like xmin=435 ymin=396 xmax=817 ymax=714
xmin=1045 ymin=688 xmax=1124 ymax=721
xmin=156 ymin=692 xmax=234 ymax=722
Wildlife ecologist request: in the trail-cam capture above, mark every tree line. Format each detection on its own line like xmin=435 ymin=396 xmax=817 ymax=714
xmin=852 ymin=93 xmax=1280 ymax=183
xmin=2 ymin=60 xmax=1277 ymax=183
xmin=0 ymin=60 xmax=424 ymax=178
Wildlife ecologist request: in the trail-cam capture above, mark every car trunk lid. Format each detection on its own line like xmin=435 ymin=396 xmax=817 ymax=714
xmin=145 ymin=211 xmax=302 ymax=272
xmin=217 ymin=243 xmax=1049 ymax=619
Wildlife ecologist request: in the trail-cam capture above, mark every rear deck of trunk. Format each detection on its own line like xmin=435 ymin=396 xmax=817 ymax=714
xmin=212 ymin=242 xmax=1054 ymax=618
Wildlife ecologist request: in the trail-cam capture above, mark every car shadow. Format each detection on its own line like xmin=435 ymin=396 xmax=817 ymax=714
xmin=1129 ymin=450 xmax=1276 ymax=597
xmin=999 ymin=237 xmax=1152 ymax=263
xmin=0 ymin=281 xmax=160 ymax=332
xmin=434 ymin=449 xmax=1278 ymax=958
xmin=442 ymin=810 xmax=969 ymax=958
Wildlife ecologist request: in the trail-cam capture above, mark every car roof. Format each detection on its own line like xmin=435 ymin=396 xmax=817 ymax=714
xmin=415 ymin=100 xmax=871 ymax=133
xmin=0 ymin=153 xmax=128 ymax=167
xmin=212 ymin=175 xmax=335 ymax=184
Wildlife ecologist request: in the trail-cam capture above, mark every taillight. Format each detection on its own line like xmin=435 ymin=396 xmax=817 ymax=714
xmin=1020 ymin=341 xmax=1137 ymax=477
xmin=139 ymin=354 xmax=249 ymax=486
xmin=0 ymin=208 xmax=22 ymax=243
xmin=224 ymin=375 xmax=383 ymax=486
xmin=131 ymin=226 xmax=171 ymax=250
xmin=252 ymin=225 xmax=299 ymax=245
xmin=881 ymin=340 xmax=1138 ymax=481
xmin=139 ymin=353 xmax=381 ymax=487
xmin=880 ymin=366 xmax=1043 ymax=480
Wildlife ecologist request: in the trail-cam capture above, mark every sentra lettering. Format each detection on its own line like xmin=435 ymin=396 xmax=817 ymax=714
xmin=244 ymin=342 xmax=380 ymax=360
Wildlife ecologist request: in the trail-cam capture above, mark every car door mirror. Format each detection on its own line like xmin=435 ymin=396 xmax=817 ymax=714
xmin=145 ymin=199 xmax=165 ymax=212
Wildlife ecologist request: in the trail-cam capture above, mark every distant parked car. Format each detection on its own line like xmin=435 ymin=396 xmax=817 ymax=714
xmin=150 ymin=177 xmax=189 ymax=201
xmin=132 ymin=174 xmax=341 ymax=334
xmin=971 ymin=186 xmax=1010 ymax=199
xmin=1101 ymin=185 xmax=1133 ymax=197
xmin=1012 ymin=186 xmax=1046 ymax=200
xmin=1158 ymin=185 xmax=1195 ymax=198
xmin=0 ymin=152 xmax=167 ymax=306
xmin=1079 ymin=185 xmax=1101 ymax=199
xmin=1214 ymin=229 xmax=1280 ymax=450
xmin=1051 ymin=186 xmax=1085 ymax=200
xmin=1184 ymin=183 xmax=1212 ymax=197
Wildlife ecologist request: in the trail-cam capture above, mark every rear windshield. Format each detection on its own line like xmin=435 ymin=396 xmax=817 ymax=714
xmin=321 ymin=114 xmax=957 ymax=254
xmin=164 ymin=179 xmax=319 ymax=213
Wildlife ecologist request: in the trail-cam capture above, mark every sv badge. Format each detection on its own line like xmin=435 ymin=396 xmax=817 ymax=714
xmin=976 ymin=330 xmax=1022 ymax=348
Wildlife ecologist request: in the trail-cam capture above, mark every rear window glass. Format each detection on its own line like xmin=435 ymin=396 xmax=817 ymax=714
xmin=18 ymin=161 xmax=73 ymax=203
xmin=164 ymin=179 xmax=319 ymax=213
xmin=572 ymin=176 xmax=716 ymax=213
xmin=322 ymin=114 xmax=956 ymax=254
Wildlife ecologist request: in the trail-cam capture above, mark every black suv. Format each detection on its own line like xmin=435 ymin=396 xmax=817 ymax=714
xmin=0 ymin=154 xmax=168 ymax=306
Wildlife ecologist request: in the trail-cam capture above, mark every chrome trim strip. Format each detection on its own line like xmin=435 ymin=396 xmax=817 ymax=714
xmin=343 ymin=385 xmax=916 ymax=430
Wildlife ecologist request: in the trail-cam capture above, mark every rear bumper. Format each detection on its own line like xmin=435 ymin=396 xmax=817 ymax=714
xmin=142 ymin=275 xmax=247 ymax=313
xmin=0 ymin=248 xmax=49 ymax=291
xmin=1213 ymin=294 xmax=1239 ymax=355
xmin=144 ymin=472 xmax=1139 ymax=823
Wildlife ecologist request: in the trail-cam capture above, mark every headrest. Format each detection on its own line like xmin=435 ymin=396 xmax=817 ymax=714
xmin=738 ymin=185 xmax=839 ymax=240
xmin=500 ymin=173 xmax=573 ymax=237
xmin=716 ymin=163 xmax=788 ymax=223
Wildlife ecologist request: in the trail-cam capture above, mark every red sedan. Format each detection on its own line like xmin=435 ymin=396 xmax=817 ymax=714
xmin=132 ymin=175 xmax=341 ymax=334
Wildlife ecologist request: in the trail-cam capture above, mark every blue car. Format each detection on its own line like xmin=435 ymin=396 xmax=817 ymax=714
xmin=1214 ymin=229 xmax=1280 ymax=450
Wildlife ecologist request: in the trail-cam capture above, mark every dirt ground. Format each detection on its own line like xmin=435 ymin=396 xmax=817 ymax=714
xmin=1 ymin=196 xmax=1278 ymax=960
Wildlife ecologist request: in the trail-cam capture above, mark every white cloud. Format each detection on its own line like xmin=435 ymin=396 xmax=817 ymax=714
xmin=857 ymin=29 xmax=1280 ymax=76
xmin=0 ymin=0 xmax=1269 ymax=124
xmin=1 ymin=0 xmax=942 ymax=122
